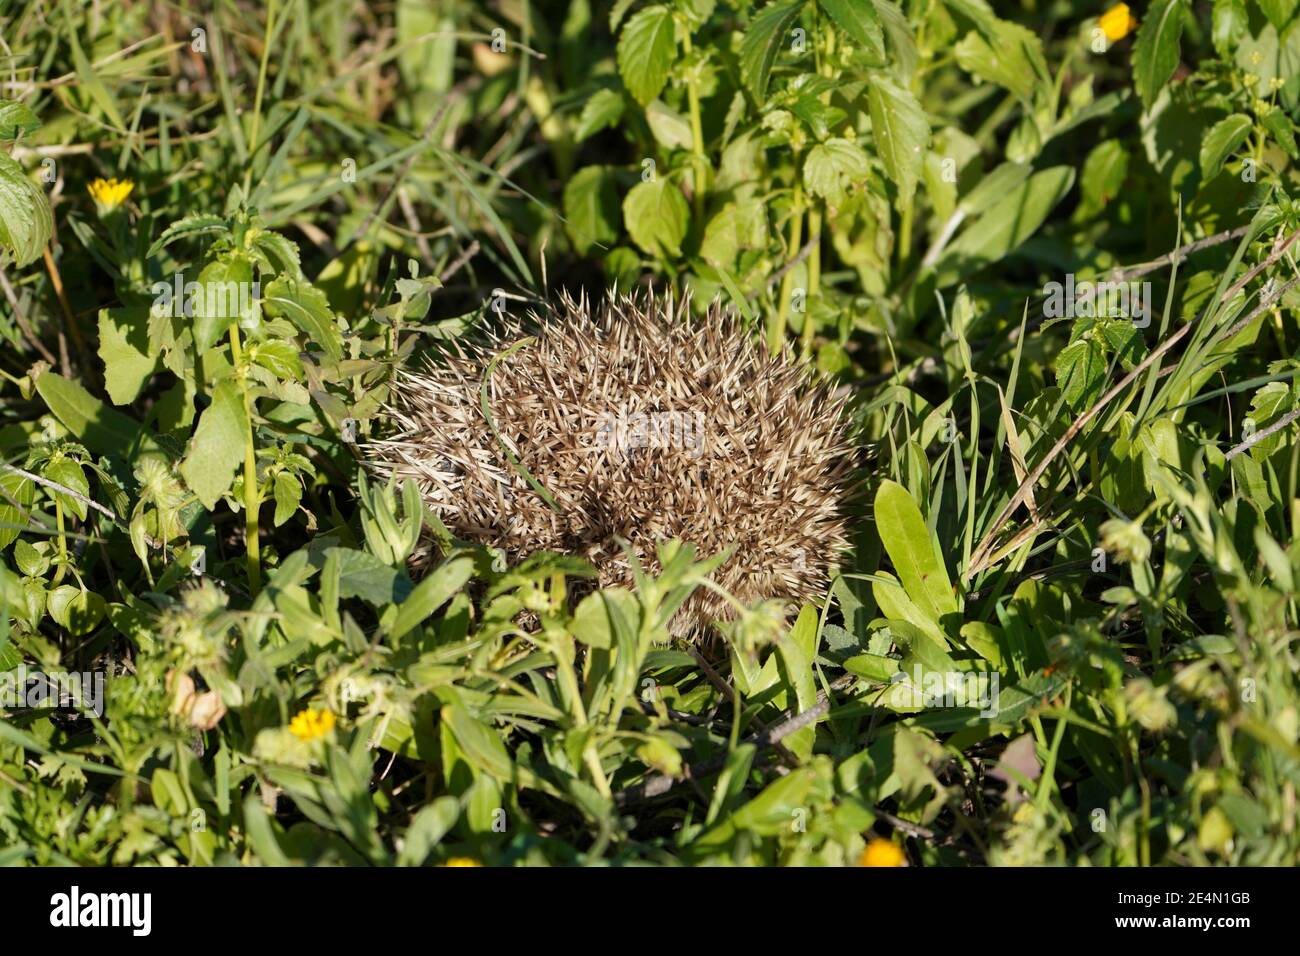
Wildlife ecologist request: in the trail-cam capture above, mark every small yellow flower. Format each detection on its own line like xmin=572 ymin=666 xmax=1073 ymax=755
xmin=440 ymin=857 xmax=482 ymax=867
xmin=859 ymin=838 xmax=906 ymax=867
xmin=1099 ymin=4 xmax=1138 ymax=43
xmin=87 ymin=177 xmax=134 ymax=212
xmin=288 ymin=707 xmax=336 ymax=742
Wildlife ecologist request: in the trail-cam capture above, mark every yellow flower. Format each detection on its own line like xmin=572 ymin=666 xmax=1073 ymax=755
xmin=440 ymin=857 xmax=482 ymax=867
xmin=87 ymin=177 xmax=134 ymax=212
xmin=288 ymin=707 xmax=336 ymax=742
xmin=1099 ymin=4 xmax=1138 ymax=43
xmin=859 ymin=838 xmax=906 ymax=867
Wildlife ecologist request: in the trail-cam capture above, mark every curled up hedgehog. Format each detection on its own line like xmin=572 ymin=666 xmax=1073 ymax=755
xmin=365 ymin=290 xmax=855 ymax=639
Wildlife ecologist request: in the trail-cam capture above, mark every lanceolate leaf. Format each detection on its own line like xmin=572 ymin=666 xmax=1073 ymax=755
xmin=739 ymin=1 xmax=806 ymax=103
xmin=262 ymin=277 xmax=343 ymax=359
xmin=1133 ymin=0 xmax=1189 ymax=108
xmin=874 ymin=479 xmax=959 ymax=623
xmin=1200 ymin=113 xmax=1253 ymax=180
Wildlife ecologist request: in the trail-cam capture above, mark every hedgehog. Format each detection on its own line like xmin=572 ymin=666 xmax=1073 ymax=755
xmin=365 ymin=289 xmax=855 ymax=638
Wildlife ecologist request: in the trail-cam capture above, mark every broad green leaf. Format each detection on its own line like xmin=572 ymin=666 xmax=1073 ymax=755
xmin=934 ymin=166 xmax=1074 ymax=287
xmin=0 ymin=101 xmax=40 ymax=140
xmin=329 ymin=547 xmax=414 ymax=605
xmin=272 ymin=471 xmax=301 ymax=526
xmin=34 ymin=371 xmax=166 ymax=461
xmin=1199 ymin=114 xmax=1253 ymax=180
xmin=575 ymin=88 xmax=626 ymax=142
xmin=818 ymin=0 xmax=886 ymax=62
xmin=866 ymin=76 xmax=929 ymax=208
xmin=262 ymin=277 xmax=343 ymax=359
xmin=47 ymin=585 xmax=106 ymax=636
xmin=180 ymin=381 xmax=247 ymax=509
xmin=802 ymin=138 xmax=871 ymax=208
xmin=0 ymin=152 xmax=53 ymax=268
xmin=873 ymin=479 xmax=958 ymax=622
xmin=0 ymin=469 xmax=36 ymax=550
xmin=1133 ymin=0 xmax=1189 ymax=108
xmin=563 ymin=165 xmax=621 ymax=255
xmin=617 ymin=5 xmax=676 ymax=106
xmin=98 ymin=308 xmax=159 ymax=405
xmin=953 ymin=19 xmax=1048 ymax=107
xmin=249 ymin=340 xmax=304 ymax=381
xmin=739 ymin=1 xmax=805 ymax=103
xmin=1247 ymin=381 xmax=1296 ymax=459
xmin=623 ymin=177 xmax=689 ymax=258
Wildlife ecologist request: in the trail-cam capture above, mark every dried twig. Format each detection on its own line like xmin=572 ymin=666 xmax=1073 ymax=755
xmin=1 ymin=463 xmax=119 ymax=523
xmin=1225 ymin=406 xmax=1300 ymax=460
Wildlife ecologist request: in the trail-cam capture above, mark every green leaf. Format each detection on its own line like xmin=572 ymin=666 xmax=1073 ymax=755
xmin=0 ymin=101 xmax=40 ymax=140
xmin=575 ymin=88 xmax=626 ymax=142
xmin=98 ymin=308 xmax=159 ymax=405
xmin=803 ymin=138 xmax=871 ymax=207
xmin=192 ymin=256 xmax=256 ymax=353
xmin=563 ymin=165 xmax=621 ymax=255
xmin=622 ymin=177 xmax=689 ymax=258
xmin=388 ymin=555 xmax=475 ymax=642
xmin=180 ymin=381 xmax=248 ymax=509
xmin=272 ymin=471 xmax=301 ymax=526
xmin=0 ymin=152 xmax=53 ymax=268
xmin=147 ymin=214 xmax=228 ymax=257
xmin=1133 ymin=0 xmax=1189 ymax=108
xmin=617 ymin=5 xmax=677 ymax=106
xmin=262 ymin=277 xmax=342 ymax=359
xmin=0 ymin=469 xmax=36 ymax=550
xmin=442 ymin=703 xmax=515 ymax=780
xmin=249 ymin=340 xmax=304 ymax=381
xmin=34 ymin=372 xmax=166 ymax=461
xmin=1199 ymin=114 xmax=1253 ymax=180
xmin=329 ymin=547 xmax=414 ymax=605
xmin=817 ymin=0 xmax=885 ymax=61
xmin=47 ymin=585 xmax=106 ymax=636
xmin=873 ymin=479 xmax=958 ymax=623
xmin=1247 ymin=381 xmax=1296 ymax=459
xmin=934 ymin=165 xmax=1074 ymax=287
xmin=739 ymin=1 xmax=805 ymax=103
xmin=866 ymin=76 xmax=929 ymax=208
xmin=953 ymin=20 xmax=1048 ymax=107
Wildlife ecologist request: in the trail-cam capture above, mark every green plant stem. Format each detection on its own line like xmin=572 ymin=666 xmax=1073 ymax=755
xmin=800 ymin=204 xmax=822 ymax=360
xmin=52 ymin=497 xmax=67 ymax=586
xmin=243 ymin=0 xmax=278 ymax=196
xmin=770 ymin=183 xmax=805 ymax=354
xmin=681 ymin=31 xmax=709 ymax=224
xmin=228 ymin=322 xmax=262 ymax=594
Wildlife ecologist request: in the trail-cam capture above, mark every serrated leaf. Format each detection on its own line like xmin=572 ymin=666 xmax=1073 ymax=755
xmin=866 ymin=76 xmax=929 ymax=208
xmin=262 ymin=277 xmax=342 ymax=359
xmin=1133 ymin=0 xmax=1189 ymax=108
xmin=617 ymin=5 xmax=676 ymax=106
xmin=147 ymin=214 xmax=228 ymax=258
xmin=817 ymin=0 xmax=886 ymax=61
xmin=0 ymin=101 xmax=40 ymax=140
xmin=622 ymin=177 xmax=689 ymax=258
xmin=0 ymin=152 xmax=52 ymax=268
xmin=272 ymin=471 xmax=301 ymax=527
xmin=739 ymin=1 xmax=806 ymax=103
xmin=180 ymin=381 xmax=247 ymax=509
xmin=0 ymin=469 xmax=36 ymax=550
xmin=249 ymin=340 xmax=304 ymax=381
xmin=803 ymin=138 xmax=871 ymax=207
